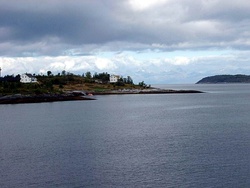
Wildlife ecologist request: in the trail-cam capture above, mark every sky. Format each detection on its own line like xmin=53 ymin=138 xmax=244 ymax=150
xmin=1 ymin=0 xmax=250 ymax=84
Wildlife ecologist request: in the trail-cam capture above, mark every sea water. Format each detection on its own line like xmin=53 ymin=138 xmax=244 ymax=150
xmin=0 ymin=84 xmax=250 ymax=187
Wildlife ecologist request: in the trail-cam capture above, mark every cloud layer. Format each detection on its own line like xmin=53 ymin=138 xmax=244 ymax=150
xmin=1 ymin=0 xmax=250 ymax=83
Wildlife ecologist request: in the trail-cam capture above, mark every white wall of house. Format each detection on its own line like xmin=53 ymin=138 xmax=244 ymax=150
xmin=109 ymin=75 xmax=120 ymax=83
xmin=20 ymin=74 xmax=37 ymax=83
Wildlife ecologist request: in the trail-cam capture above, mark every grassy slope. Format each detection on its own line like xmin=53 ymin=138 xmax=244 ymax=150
xmin=0 ymin=75 xmax=143 ymax=95
xmin=44 ymin=75 xmax=143 ymax=92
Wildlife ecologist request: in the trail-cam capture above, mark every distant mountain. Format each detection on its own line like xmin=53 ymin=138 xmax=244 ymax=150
xmin=196 ymin=74 xmax=250 ymax=84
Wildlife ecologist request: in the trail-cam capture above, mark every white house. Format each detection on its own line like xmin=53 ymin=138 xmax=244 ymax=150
xmin=109 ymin=75 xmax=120 ymax=83
xmin=20 ymin=73 xmax=37 ymax=83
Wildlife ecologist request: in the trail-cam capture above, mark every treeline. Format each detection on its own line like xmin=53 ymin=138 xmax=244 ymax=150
xmin=38 ymin=70 xmax=134 ymax=86
xmin=0 ymin=75 xmax=21 ymax=82
xmin=0 ymin=75 xmax=21 ymax=94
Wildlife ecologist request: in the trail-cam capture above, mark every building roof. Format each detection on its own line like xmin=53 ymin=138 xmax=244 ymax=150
xmin=110 ymin=75 xmax=120 ymax=78
xmin=23 ymin=73 xmax=34 ymax=78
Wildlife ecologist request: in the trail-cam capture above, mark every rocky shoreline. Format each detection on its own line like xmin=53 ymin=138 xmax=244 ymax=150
xmin=93 ymin=89 xmax=203 ymax=95
xmin=0 ymin=93 xmax=95 ymax=104
xmin=0 ymin=89 xmax=203 ymax=104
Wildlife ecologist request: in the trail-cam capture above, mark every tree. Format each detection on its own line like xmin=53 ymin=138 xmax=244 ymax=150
xmin=139 ymin=81 xmax=147 ymax=88
xmin=61 ymin=70 xmax=66 ymax=76
xmin=47 ymin=71 xmax=52 ymax=77
xmin=93 ymin=72 xmax=98 ymax=79
xmin=127 ymin=76 xmax=133 ymax=84
xmin=85 ymin=71 xmax=92 ymax=79
xmin=118 ymin=77 xmax=124 ymax=82
xmin=115 ymin=80 xmax=125 ymax=86
xmin=123 ymin=77 xmax=127 ymax=83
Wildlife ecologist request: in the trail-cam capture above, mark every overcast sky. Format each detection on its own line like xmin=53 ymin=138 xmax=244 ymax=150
xmin=1 ymin=0 xmax=250 ymax=83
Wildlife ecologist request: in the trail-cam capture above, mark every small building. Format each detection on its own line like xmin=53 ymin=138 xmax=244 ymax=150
xmin=109 ymin=75 xmax=120 ymax=83
xmin=20 ymin=73 xmax=37 ymax=83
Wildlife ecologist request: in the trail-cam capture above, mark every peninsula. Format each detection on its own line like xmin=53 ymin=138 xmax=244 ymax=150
xmin=0 ymin=71 xmax=202 ymax=104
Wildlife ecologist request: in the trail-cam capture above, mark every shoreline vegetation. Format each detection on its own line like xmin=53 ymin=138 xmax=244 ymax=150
xmin=0 ymin=71 xmax=203 ymax=104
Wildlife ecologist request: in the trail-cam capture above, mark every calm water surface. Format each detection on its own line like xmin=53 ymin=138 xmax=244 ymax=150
xmin=1 ymin=84 xmax=250 ymax=187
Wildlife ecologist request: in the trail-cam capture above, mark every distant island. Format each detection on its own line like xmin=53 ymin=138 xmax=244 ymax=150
xmin=196 ymin=74 xmax=250 ymax=84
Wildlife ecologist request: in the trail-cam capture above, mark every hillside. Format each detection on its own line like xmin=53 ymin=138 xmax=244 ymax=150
xmin=196 ymin=74 xmax=250 ymax=84
xmin=0 ymin=73 xmax=145 ymax=95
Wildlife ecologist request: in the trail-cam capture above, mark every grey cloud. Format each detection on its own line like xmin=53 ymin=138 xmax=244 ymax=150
xmin=0 ymin=0 xmax=250 ymax=56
